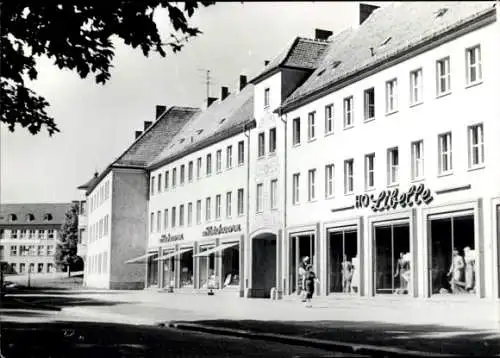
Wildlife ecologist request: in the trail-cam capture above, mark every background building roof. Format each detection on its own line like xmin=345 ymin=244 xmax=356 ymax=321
xmin=149 ymin=84 xmax=255 ymax=169
xmin=0 ymin=203 xmax=72 ymax=226
xmin=281 ymin=1 xmax=496 ymax=111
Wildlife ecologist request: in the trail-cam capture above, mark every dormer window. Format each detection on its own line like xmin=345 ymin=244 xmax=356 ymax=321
xmin=331 ymin=61 xmax=341 ymax=69
xmin=26 ymin=213 xmax=35 ymax=222
xmin=179 ymin=138 xmax=185 ymax=143
xmin=219 ymin=118 xmax=226 ymax=125
xmin=380 ymin=37 xmax=392 ymax=46
xmin=196 ymin=129 xmax=203 ymax=135
xmin=435 ymin=8 xmax=448 ymax=18
xmin=44 ymin=213 xmax=53 ymax=221
xmin=9 ymin=214 xmax=17 ymax=222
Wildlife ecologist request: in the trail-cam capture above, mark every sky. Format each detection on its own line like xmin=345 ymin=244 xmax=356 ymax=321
xmin=1 ymin=1 xmax=387 ymax=204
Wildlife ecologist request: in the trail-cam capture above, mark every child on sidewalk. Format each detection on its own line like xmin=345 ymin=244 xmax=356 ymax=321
xmin=304 ymin=264 xmax=320 ymax=308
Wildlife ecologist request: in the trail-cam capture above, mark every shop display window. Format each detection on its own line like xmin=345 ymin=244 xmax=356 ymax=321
xmin=147 ymin=253 xmax=159 ymax=287
xmin=198 ymin=246 xmax=216 ymax=289
xmin=289 ymin=234 xmax=315 ymax=294
xmin=162 ymin=249 xmax=175 ymax=288
xmin=180 ymin=249 xmax=194 ymax=287
xmin=222 ymin=244 xmax=240 ymax=287
xmin=328 ymin=228 xmax=358 ymax=294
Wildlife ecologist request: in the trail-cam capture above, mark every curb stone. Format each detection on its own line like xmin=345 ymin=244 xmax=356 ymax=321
xmin=165 ymin=321 xmax=458 ymax=357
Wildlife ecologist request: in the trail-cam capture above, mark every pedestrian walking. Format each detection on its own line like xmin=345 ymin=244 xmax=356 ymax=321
xmin=297 ymin=256 xmax=310 ymax=302
xmin=304 ymin=264 xmax=320 ymax=308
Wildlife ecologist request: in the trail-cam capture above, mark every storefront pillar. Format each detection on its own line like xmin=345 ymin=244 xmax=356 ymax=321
xmin=411 ymin=208 xmax=418 ymax=298
xmin=358 ymin=217 xmax=365 ymax=297
xmin=193 ymin=242 xmax=199 ymax=289
xmin=158 ymin=251 xmax=164 ymax=289
xmin=215 ymin=238 xmax=222 ymax=289
xmin=239 ymin=234 xmax=245 ymax=297
xmin=283 ymin=231 xmax=289 ymax=296
xmin=276 ymin=229 xmax=283 ymax=298
xmin=315 ymin=222 xmax=321 ymax=296
xmin=174 ymin=243 xmax=181 ymax=289
xmin=476 ymin=198 xmax=485 ymax=298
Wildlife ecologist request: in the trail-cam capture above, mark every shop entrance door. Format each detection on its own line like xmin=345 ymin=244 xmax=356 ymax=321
xmin=289 ymin=233 xmax=315 ymax=295
xmin=147 ymin=253 xmax=159 ymax=288
xmin=328 ymin=228 xmax=358 ymax=294
xmin=162 ymin=250 xmax=175 ymax=288
xmin=374 ymin=222 xmax=410 ymax=295
xmin=429 ymin=213 xmax=475 ymax=295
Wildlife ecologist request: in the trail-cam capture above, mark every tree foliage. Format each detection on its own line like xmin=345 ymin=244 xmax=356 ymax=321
xmin=1 ymin=1 xmax=215 ymax=136
xmin=55 ymin=203 xmax=80 ymax=274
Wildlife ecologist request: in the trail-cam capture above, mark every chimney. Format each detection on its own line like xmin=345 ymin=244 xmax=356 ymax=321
xmin=135 ymin=131 xmax=143 ymax=139
xmin=207 ymin=97 xmax=218 ymax=107
xmin=155 ymin=105 xmax=167 ymax=119
xmin=144 ymin=121 xmax=152 ymax=131
xmin=221 ymin=86 xmax=230 ymax=101
xmin=264 ymin=60 xmax=270 ymax=66
xmin=315 ymin=29 xmax=333 ymax=41
xmin=359 ymin=3 xmax=379 ymax=25
xmin=94 ymin=172 xmax=99 ymax=178
xmin=239 ymin=75 xmax=247 ymax=91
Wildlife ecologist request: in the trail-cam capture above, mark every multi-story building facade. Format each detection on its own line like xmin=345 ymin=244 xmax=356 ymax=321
xmin=81 ymin=106 xmax=199 ymax=289
xmin=275 ymin=1 xmax=500 ymax=299
xmin=145 ymin=77 xmax=254 ymax=297
xmin=0 ymin=203 xmax=72 ymax=274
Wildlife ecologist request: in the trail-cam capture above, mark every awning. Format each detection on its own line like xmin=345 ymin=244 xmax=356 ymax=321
xmin=124 ymin=252 xmax=157 ymax=264
xmin=154 ymin=247 xmax=193 ymax=261
xmin=193 ymin=242 xmax=239 ymax=257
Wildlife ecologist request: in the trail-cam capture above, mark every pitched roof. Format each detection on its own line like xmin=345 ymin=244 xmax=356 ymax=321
xmin=77 ymin=172 xmax=99 ymax=190
xmin=149 ymin=84 xmax=254 ymax=169
xmin=250 ymin=37 xmax=329 ymax=84
xmin=280 ymin=1 xmax=496 ymax=112
xmin=0 ymin=203 xmax=73 ymax=226
xmin=84 ymin=106 xmax=199 ymax=194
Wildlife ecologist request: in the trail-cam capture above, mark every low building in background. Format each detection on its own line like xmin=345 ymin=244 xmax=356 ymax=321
xmin=0 ymin=203 xmax=72 ymax=274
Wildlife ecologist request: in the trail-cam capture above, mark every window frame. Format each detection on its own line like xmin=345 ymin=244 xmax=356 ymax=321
xmin=343 ymin=96 xmax=354 ymax=129
xmin=344 ymin=159 xmax=354 ymax=195
xmin=216 ymin=149 xmax=222 ymax=173
xmin=307 ymin=111 xmax=316 ymax=140
xmin=292 ymin=117 xmax=301 ymax=145
xmin=226 ymin=145 xmax=233 ymax=169
xmin=325 ymin=104 xmax=334 ymax=134
xmin=269 ymin=127 xmax=277 ymax=154
xmin=385 ymin=78 xmax=398 ymax=114
xmin=466 ymin=45 xmax=482 ymax=86
xmin=256 ymin=183 xmax=264 ymax=213
xmin=411 ymin=140 xmax=424 ymax=180
xmin=215 ymin=194 xmax=222 ymax=220
xmin=387 ymin=147 xmax=399 ymax=186
xmin=238 ymin=141 xmax=245 ymax=165
xmin=237 ymin=188 xmax=244 ymax=216
xmin=270 ymin=179 xmax=278 ymax=210
xmin=308 ymin=169 xmax=316 ymax=201
xmin=468 ymin=123 xmax=484 ymax=169
xmin=292 ymin=173 xmax=300 ymax=205
xmin=258 ymin=132 xmax=265 ymax=157
xmin=410 ymin=68 xmax=423 ymax=105
xmin=325 ymin=164 xmax=335 ymax=199
xmin=438 ymin=132 xmax=453 ymax=175
xmin=264 ymin=87 xmax=270 ymax=108
xmin=364 ymin=153 xmax=375 ymax=190
xmin=436 ymin=57 xmax=451 ymax=96
xmin=363 ymin=87 xmax=375 ymax=121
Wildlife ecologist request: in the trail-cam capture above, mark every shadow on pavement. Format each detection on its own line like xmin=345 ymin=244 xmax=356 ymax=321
xmin=187 ymin=319 xmax=500 ymax=356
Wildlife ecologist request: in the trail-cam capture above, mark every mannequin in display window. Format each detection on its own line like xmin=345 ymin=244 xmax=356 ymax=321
xmin=447 ymin=248 xmax=466 ymax=294
xmin=341 ymin=255 xmax=354 ymax=293
xmin=464 ymin=246 xmax=476 ymax=293
xmin=394 ymin=252 xmax=411 ymax=294
xmin=298 ymin=256 xmax=310 ymax=301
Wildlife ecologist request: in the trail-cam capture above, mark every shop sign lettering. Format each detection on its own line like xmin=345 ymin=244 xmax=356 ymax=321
xmin=160 ymin=233 xmax=184 ymax=243
xmin=202 ymin=224 xmax=242 ymax=237
xmin=355 ymin=183 xmax=434 ymax=212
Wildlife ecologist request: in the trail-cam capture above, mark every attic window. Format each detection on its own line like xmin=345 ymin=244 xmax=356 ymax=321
xmin=331 ymin=61 xmax=341 ymax=69
xmin=380 ymin=37 xmax=392 ymax=46
xmin=316 ymin=69 xmax=326 ymax=77
xmin=9 ymin=214 xmax=17 ymax=221
xmin=435 ymin=8 xmax=448 ymax=18
xmin=219 ymin=118 xmax=226 ymax=124
xmin=179 ymin=138 xmax=185 ymax=143
xmin=26 ymin=213 xmax=35 ymax=221
xmin=196 ymin=129 xmax=203 ymax=135
xmin=44 ymin=213 xmax=53 ymax=221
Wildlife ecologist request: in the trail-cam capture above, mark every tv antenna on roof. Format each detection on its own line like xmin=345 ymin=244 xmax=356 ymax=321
xmin=197 ymin=69 xmax=216 ymax=105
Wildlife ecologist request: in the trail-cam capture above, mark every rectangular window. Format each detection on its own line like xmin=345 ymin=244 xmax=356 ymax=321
xmin=28 ymin=245 xmax=36 ymax=256
xmin=171 ymin=207 xmax=177 ymax=228
xmin=269 ymin=128 xmax=276 ymax=154
xmin=197 ymin=157 xmax=202 ymax=179
xmin=270 ymin=179 xmax=278 ymax=210
xmin=47 ymin=229 xmax=54 ymax=239
xmin=258 ymin=132 xmax=265 ymax=157
xmin=187 ymin=203 xmax=192 ymax=226
xmin=344 ymin=159 xmax=354 ymax=194
xmin=179 ymin=205 xmax=185 ymax=226
xmin=11 ymin=230 xmax=18 ymax=239
xmin=47 ymin=245 xmax=54 ymax=256
xmin=188 ymin=161 xmax=193 ymax=182
xmin=466 ymin=45 xmax=482 ymax=85
xmin=172 ymin=168 xmax=177 ymax=187
xmin=158 ymin=173 xmax=162 ymax=193
xmin=292 ymin=117 xmax=301 ymax=145
xmin=206 ymin=154 xmax=212 ymax=176
xmin=19 ymin=230 xmax=26 ymax=239
xmin=157 ymin=210 xmax=161 ymax=232
xmin=411 ymin=140 xmax=424 ymax=180
xmin=237 ymin=188 xmax=244 ymax=216
xmin=215 ymin=194 xmax=221 ymax=219
xmin=308 ymin=169 xmax=316 ymax=201
xmin=165 ymin=170 xmax=169 ymax=190
xmin=468 ymin=123 xmax=484 ymax=168
xmin=151 ymin=176 xmax=155 ymax=196
xmin=364 ymin=87 xmax=375 ymax=120
xmin=365 ymin=153 xmax=375 ymax=190
xmin=238 ymin=141 xmax=245 ymax=165
xmin=205 ymin=197 xmax=211 ymax=221
xmin=343 ymin=96 xmax=353 ymax=128
xmin=216 ymin=150 xmax=222 ymax=172
xmin=292 ymin=173 xmax=300 ymax=205
xmin=29 ymin=229 xmax=35 ymax=239
xmin=196 ymin=200 xmax=202 ymax=224
xmin=325 ymin=164 xmax=334 ymax=198
xmin=10 ymin=245 xmax=17 ymax=256
xmin=164 ymin=209 xmax=169 ymax=229
xmin=226 ymin=146 xmax=233 ymax=169
xmin=264 ymin=87 xmax=270 ymax=108
xmin=37 ymin=230 xmax=44 ymax=239
xmin=438 ymin=132 xmax=453 ymax=174
xmin=387 ymin=147 xmax=399 ymax=185
xmin=256 ymin=183 xmax=263 ymax=213
xmin=226 ymin=192 xmax=232 ymax=218
xmin=307 ymin=112 xmax=316 ymax=140
xmin=37 ymin=245 xmax=44 ymax=256
xmin=325 ymin=104 xmax=334 ymax=134
xmin=180 ymin=165 xmax=185 ymax=184
xmin=385 ymin=79 xmax=398 ymax=113
xmin=410 ymin=69 xmax=423 ymax=105
xmin=436 ymin=57 xmax=451 ymax=95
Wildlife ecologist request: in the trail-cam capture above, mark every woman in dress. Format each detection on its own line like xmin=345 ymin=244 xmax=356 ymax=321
xmin=447 ymin=248 xmax=465 ymax=294
xmin=464 ymin=246 xmax=475 ymax=293
xmin=304 ymin=264 xmax=320 ymax=308
xmin=341 ymin=254 xmax=353 ymax=293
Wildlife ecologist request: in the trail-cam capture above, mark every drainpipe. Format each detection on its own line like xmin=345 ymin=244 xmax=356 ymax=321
xmin=280 ymin=111 xmax=288 ymax=296
xmin=244 ymin=125 xmax=251 ymax=297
